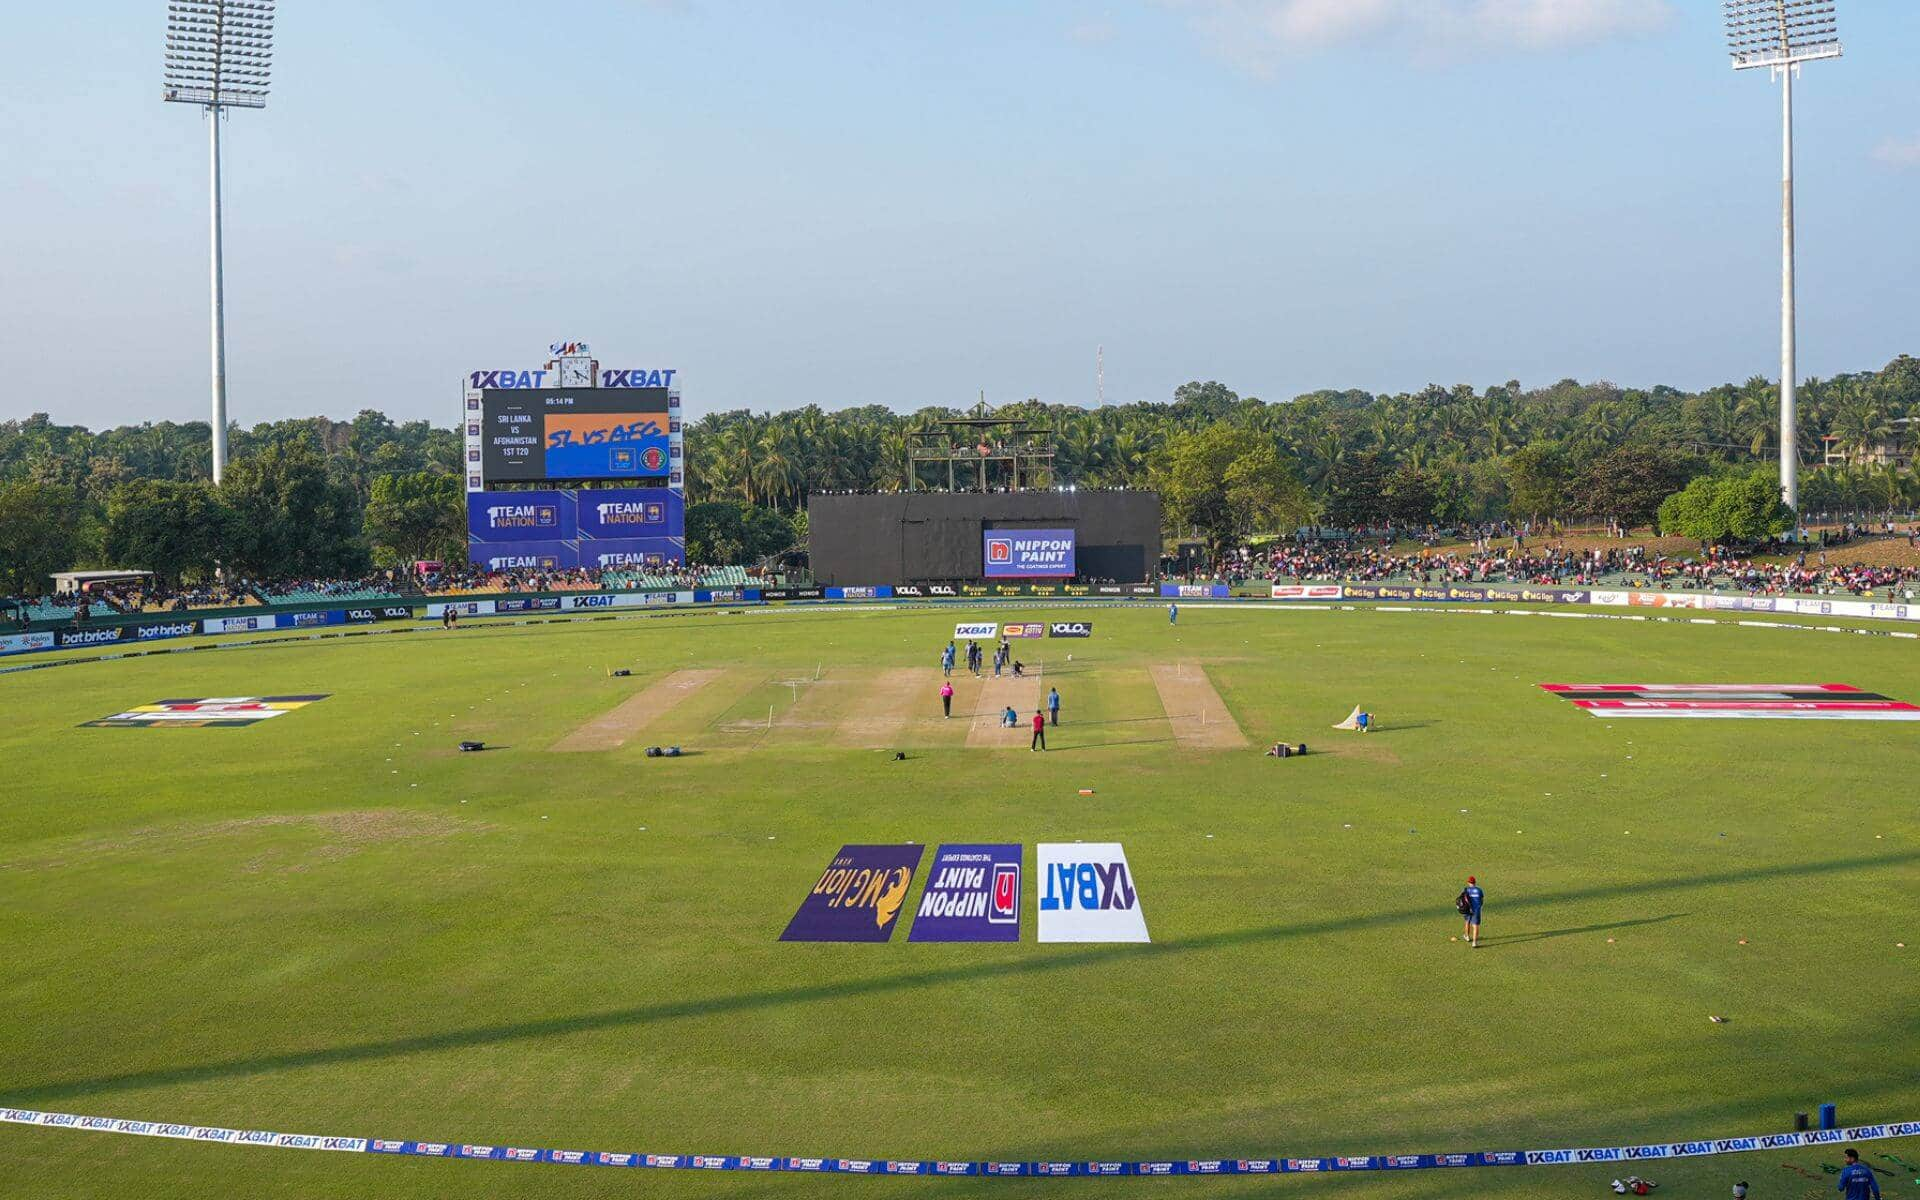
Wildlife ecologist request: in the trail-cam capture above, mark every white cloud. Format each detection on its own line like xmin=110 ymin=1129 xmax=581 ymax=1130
xmin=1872 ymin=136 xmax=1920 ymax=170
xmin=1163 ymin=0 xmax=1675 ymax=74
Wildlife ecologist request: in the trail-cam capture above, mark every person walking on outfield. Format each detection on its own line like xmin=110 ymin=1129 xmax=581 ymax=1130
xmin=940 ymin=680 xmax=954 ymax=719
xmin=1456 ymin=876 xmax=1484 ymax=948
xmin=1048 ymin=686 xmax=1061 ymax=726
xmin=942 ymin=643 xmax=955 ymax=677
xmin=1030 ymin=709 xmax=1047 ymax=751
xmin=1837 ymin=1149 xmax=1881 ymax=1199
xmin=1168 ymin=602 xmax=1178 ymax=625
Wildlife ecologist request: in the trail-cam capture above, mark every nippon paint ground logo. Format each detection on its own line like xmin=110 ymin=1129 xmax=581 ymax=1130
xmin=907 ymin=844 xmax=1020 ymax=943
xmin=82 ymin=696 xmax=329 ymax=729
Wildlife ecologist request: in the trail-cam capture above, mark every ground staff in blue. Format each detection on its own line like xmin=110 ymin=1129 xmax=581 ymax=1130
xmin=1838 ymin=1148 xmax=1881 ymax=1199
xmin=1457 ymin=876 xmax=1484 ymax=948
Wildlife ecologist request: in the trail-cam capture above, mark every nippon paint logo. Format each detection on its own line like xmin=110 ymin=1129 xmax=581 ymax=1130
xmin=485 ymin=503 xmax=558 ymax=529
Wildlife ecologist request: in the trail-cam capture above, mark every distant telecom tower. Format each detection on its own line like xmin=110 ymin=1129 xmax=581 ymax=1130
xmin=1724 ymin=0 xmax=1842 ymax=514
xmin=164 ymin=1 xmax=276 ymax=484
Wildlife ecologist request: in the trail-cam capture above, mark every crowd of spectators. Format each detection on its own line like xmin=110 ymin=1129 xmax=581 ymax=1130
xmin=1203 ymin=525 xmax=1920 ymax=599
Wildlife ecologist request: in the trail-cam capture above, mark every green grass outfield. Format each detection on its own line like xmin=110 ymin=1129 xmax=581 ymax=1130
xmin=1 ymin=602 xmax=1915 ymax=1198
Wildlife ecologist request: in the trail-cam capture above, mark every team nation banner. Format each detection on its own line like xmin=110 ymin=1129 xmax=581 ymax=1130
xmin=1539 ymin=683 xmax=1920 ymax=721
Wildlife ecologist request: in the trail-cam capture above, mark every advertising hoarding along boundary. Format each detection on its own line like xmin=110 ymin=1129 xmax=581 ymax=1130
xmin=983 ymin=529 xmax=1076 ymax=579
xmin=3 ymin=1106 xmax=1912 ymax=1177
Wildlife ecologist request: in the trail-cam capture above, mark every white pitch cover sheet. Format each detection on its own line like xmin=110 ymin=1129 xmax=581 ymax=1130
xmin=1036 ymin=842 xmax=1150 ymax=943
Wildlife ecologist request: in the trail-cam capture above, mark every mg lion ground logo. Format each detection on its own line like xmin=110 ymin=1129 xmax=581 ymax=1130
xmin=780 ymin=845 xmax=925 ymax=942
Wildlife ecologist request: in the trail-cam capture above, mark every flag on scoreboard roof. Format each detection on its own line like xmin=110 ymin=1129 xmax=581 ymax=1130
xmin=1537 ymin=683 xmax=1920 ymax=721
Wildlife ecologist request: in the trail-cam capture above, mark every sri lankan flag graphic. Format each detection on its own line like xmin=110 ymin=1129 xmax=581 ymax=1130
xmin=82 ymin=696 xmax=329 ymax=729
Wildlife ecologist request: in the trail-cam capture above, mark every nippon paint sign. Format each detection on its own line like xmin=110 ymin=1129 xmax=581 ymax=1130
xmin=983 ymin=529 xmax=1076 ymax=579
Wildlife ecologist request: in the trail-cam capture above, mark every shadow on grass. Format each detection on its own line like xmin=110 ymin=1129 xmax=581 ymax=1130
xmin=10 ymin=849 xmax=1915 ymax=1105
xmin=1476 ymin=912 xmax=1685 ymax=948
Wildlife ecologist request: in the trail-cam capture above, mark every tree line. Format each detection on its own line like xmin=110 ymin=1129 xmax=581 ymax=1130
xmin=1 ymin=355 xmax=1916 ymax=594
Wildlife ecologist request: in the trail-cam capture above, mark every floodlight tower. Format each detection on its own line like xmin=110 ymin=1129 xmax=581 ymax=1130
xmin=164 ymin=1 xmax=275 ymax=484
xmin=1724 ymin=0 xmax=1840 ymax=514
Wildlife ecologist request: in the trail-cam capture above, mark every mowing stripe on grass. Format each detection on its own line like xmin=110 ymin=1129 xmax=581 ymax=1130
xmin=2 ymin=1106 xmax=1913 ymax=1177
xmin=1148 ymin=662 xmax=1248 ymax=749
xmin=551 ymin=669 xmax=725 ymax=751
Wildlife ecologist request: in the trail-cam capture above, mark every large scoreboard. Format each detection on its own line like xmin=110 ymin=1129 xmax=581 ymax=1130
xmin=478 ymin=388 xmax=673 ymax=484
xmin=463 ymin=343 xmax=685 ymax=571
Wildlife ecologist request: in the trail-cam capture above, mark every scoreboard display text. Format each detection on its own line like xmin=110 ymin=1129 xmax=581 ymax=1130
xmin=480 ymin=388 xmax=671 ymax=483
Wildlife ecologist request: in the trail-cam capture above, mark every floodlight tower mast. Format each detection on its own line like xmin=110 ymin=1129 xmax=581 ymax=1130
xmin=163 ymin=1 xmax=275 ymax=484
xmin=1724 ymin=0 xmax=1840 ymax=514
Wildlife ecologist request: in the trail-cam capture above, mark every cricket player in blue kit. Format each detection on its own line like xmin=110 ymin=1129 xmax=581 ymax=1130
xmin=1837 ymin=1148 xmax=1881 ymax=1199
xmin=1458 ymin=876 xmax=1484 ymax=947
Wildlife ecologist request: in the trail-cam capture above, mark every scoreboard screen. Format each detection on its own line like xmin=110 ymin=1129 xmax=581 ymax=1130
xmin=479 ymin=388 xmax=672 ymax=483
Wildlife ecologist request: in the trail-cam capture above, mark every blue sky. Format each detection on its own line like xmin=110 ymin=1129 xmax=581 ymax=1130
xmin=2 ymin=1 xmax=1915 ymax=428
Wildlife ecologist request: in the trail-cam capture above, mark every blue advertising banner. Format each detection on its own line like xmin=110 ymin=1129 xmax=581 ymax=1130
xmin=575 ymin=488 xmax=684 ymax=539
xmin=476 ymin=541 xmax=575 ymax=572
xmin=1161 ymin=583 xmax=1229 ymax=599
xmin=984 ymin=529 xmax=1076 ymax=579
xmin=467 ymin=491 xmax=575 ymax=542
xmin=495 ymin=597 xmax=563 ymax=613
xmin=577 ymin=537 xmax=685 ymax=570
xmin=7 ymin=1103 xmax=1920 ymax=1178
xmin=908 ymin=844 xmax=1021 ymax=942
xmin=780 ymin=844 xmax=924 ymax=942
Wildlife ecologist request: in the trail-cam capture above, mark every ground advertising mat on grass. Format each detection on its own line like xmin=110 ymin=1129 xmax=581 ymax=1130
xmin=1539 ymin=683 xmax=1920 ymax=721
xmin=1037 ymin=842 xmax=1149 ymax=943
xmin=907 ymin=843 xmax=1021 ymax=942
xmin=3 ymin=1106 xmax=1913 ymax=1177
xmin=80 ymin=695 xmax=330 ymax=729
xmin=779 ymin=844 xmax=923 ymax=942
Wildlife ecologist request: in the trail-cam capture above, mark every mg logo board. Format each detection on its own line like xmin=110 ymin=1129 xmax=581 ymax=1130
xmin=908 ymin=844 xmax=1020 ymax=942
xmin=780 ymin=844 xmax=924 ymax=942
xmin=1037 ymin=843 xmax=1148 ymax=942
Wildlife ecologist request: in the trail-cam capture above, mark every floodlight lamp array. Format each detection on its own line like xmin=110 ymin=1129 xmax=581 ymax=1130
xmin=1724 ymin=0 xmax=1840 ymax=70
xmin=163 ymin=0 xmax=275 ymax=108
